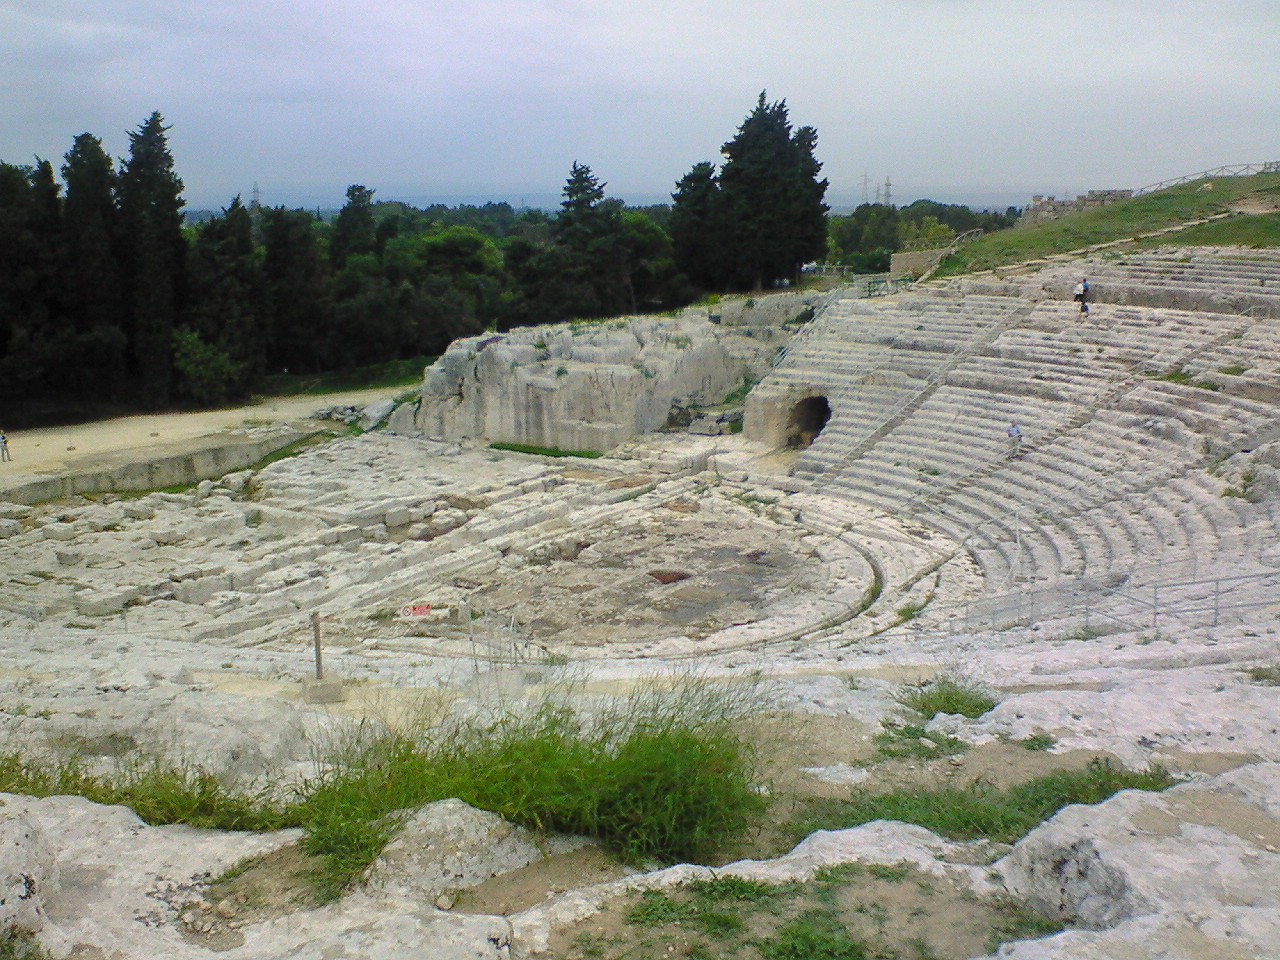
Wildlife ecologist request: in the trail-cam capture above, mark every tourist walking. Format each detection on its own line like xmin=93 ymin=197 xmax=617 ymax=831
xmin=1006 ymin=422 xmax=1022 ymax=455
xmin=0 ymin=430 xmax=9 ymax=462
xmin=1073 ymin=277 xmax=1090 ymax=314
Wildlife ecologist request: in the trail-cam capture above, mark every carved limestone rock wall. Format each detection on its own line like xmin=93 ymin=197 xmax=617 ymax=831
xmin=414 ymin=308 xmax=793 ymax=452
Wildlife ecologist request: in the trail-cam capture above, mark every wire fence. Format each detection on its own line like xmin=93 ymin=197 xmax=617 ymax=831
xmin=1134 ymin=162 xmax=1280 ymax=196
xmin=877 ymin=562 xmax=1280 ymax=643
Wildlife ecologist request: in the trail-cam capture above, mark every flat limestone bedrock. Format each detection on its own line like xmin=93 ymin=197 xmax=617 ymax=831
xmin=991 ymin=762 xmax=1280 ymax=959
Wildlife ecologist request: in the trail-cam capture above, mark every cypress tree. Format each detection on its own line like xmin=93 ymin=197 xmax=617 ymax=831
xmin=178 ymin=197 xmax=266 ymax=403
xmin=676 ymin=93 xmax=829 ymax=291
xmin=330 ymin=184 xmax=376 ymax=267
xmin=116 ymin=112 xmax=186 ymax=407
xmin=670 ymin=161 xmax=725 ymax=290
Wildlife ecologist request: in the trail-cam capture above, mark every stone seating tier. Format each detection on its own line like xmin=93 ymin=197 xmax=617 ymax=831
xmin=761 ymin=272 xmax=1280 ymax=590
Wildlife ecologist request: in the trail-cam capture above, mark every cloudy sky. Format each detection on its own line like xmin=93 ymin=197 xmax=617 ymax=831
xmin=2 ymin=0 xmax=1276 ymax=212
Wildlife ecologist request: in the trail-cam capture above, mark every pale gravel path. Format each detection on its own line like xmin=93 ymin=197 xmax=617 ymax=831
xmin=0 ymin=386 xmax=400 ymax=481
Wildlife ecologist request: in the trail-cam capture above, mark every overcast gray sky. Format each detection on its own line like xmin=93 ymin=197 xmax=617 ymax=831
xmin=2 ymin=0 xmax=1276 ymax=211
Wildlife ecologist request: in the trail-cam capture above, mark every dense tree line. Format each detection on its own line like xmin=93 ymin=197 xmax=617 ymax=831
xmin=1 ymin=101 xmax=1008 ymax=424
xmin=827 ymin=199 xmax=1020 ymax=273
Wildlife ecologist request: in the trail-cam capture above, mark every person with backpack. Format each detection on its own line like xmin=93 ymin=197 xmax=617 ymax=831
xmin=1074 ymin=277 xmax=1090 ymax=314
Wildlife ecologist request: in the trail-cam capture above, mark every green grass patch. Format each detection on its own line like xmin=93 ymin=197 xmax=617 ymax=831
xmin=720 ymin=375 xmax=759 ymax=406
xmin=1245 ymin=665 xmax=1280 ymax=686
xmin=488 ymin=441 xmax=603 ymax=459
xmin=1 ymin=682 xmax=764 ymax=903
xmin=757 ymin=910 xmax=868 ymax=960
xmin=935 ymin=174 xmax=1280 ymax=276
xmin=1146 ymin=367 xmax=1220 ymax=391
xmin=248 ymin=431 xmax=336 ymax=470
xmin=1222 ymin=466 xmax=1258 ymax=500
xmin=873 ymin=722 xmax=968 ymax=760
xmin=1017 ymin=733 xmax=1057 ymax=752
xmin=1129 ymin=211 xmax=1280 ymax=251
xmin=893 ymin=600 xmax=928 ymax=623
xmin=791 ymin=758 xmax=1177 ymax=845
xmin=985 ymin=899 xmax=1068 ymax=952
xmin=0 ymin=753 xmax=295 ymax=833
xmin=894 ymin=674 xmax=997 ymax=720
xmin=593 ymin=858 xmax=1065 ymax=960
xmin=297 ymin=680 xmax=765 ymax=897
xmin=0 ymin=927 xmax=54 ymax=960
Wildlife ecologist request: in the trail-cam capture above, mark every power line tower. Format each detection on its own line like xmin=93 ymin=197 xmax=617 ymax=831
xmin=250 ymin=181 xmax=262 ymax=210
xmin=883 ymin=176 xmax=893 ymax=207
xmin=860 ymin=171 xmax=871 ymax=204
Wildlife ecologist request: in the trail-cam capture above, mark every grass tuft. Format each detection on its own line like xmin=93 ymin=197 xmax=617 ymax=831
xmin=791 ymin=758 xmax=1177 ymax=845
xmin=873 ymin=723 xmax=967 ymax=760
xmin=0 ymin=927 xmax=54 ymax=960
xmin=1 ymin=681 xmax=764 ymax=903
xmin=296 ymin=679 xmax=766 ymax=897
xmin=756 ymin=910 xmax=868 ymax=960
xmin=1245 ymin=665 xmax=1280 ymax=686
xmin=894 ymin=674 xmax=997 ymax=720
xmin=0 ymin=753 xmax=293 ymax=833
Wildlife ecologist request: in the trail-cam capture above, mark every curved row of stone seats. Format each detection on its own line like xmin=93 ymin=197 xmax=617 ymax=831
xmin=917 ymin=461 xmax=1248 ymax=589
xmin=1183 ymin=313 xmax=1280 ymax=396
xmin=1096 ymin=250 xmax=1280 ymax=285
xmin=760 ymin=261 xmax=1280 ymax=590
xmin=825 ymin=388 xmax=1073 ymax=507
xmin=784 ymin=493 xmax=951 ymax=599
xmin=1057 ymin=251 xmax=1280 ymax=315
xmin=800 ymin=299 xmax=1253 ymax=489
xmin=783 ymin=294 xmax=1034 ymax=476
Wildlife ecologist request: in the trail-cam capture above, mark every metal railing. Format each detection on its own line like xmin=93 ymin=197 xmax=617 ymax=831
xmin=881 ymin=562 xmax=1280 ymax=642
xmin=1134 ymin=162 xmax=1280 ymax=196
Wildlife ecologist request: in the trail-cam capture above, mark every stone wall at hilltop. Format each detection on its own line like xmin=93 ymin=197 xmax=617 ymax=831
xmin=407 ymin=296 xmax=821 ymax=452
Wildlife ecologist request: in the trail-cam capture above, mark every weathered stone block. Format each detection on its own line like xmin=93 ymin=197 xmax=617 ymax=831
xmin=0 ymin=810 xmax=55 ymax=934
xmin=384 ymin=508 xmax=413 ymax=527
xmin=332 ymin=524 xmax=363 ymax=543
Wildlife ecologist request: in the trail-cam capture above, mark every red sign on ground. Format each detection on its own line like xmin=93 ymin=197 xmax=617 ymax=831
xmin=400 ymin=604 xmax=432 ymax=617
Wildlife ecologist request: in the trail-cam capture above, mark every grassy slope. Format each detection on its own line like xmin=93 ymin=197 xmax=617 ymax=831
xmin=937 ymin=173 xmax=1280 ymax=276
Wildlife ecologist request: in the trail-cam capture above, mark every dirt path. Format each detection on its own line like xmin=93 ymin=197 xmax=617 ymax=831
xmin=0 ymin=386 xmax=400 ymax=481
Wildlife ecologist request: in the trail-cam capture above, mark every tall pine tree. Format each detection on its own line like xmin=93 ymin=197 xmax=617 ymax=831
xmin=330 ymin=184 xmax=376 ymax=267
xmin=672 ymin=93 xmax=828 ymax=291
xmin=177 ymin=197 xmax=266 ymax=403
xmin=670 ymin=161 xmax=725 ymax=290
xmin=61 ymin=133 xmax=128 ymax=398
xmin=116 ymin=111 xmax=186 ymax=407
